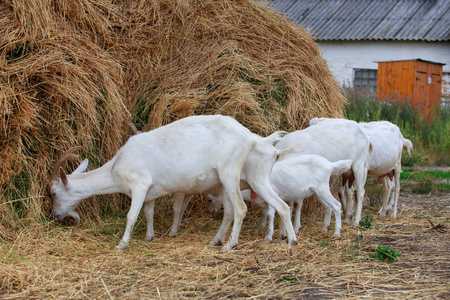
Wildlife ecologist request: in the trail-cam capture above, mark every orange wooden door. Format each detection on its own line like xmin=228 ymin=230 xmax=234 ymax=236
xmin=429 ymin=72 xmax=442 ymax=116
xmin=414 ymin=70 xmax=429 ymax=113
xmin=413 ymin=61 xmax=442 ymax=121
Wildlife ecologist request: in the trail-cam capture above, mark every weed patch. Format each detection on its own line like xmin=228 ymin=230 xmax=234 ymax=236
xmin=370 ymin=245 xmax=400 ymax=263
xmin=359 ymin=214 xmax=373 ymax=230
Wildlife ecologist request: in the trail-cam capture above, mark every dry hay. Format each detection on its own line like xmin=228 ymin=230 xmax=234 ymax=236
xmin=0 ymin=0 xmax=130 ymax=227
xmin=0 ymin=0 xmax=344 ymax=227
xmin=1 ymin=189 xmax=449 ymax=299
xmin=122 ymin=0 xmax=344 ymax=132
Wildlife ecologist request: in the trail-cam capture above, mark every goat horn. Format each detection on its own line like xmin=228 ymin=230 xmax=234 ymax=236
xmin=51 ymin=146 xmax=83 ymax=182
xmin=126 ymin=121 xmax=138 ymax=135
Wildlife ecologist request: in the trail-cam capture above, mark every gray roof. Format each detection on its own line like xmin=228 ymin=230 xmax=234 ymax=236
xmin=261 ymin=0 xmax=450 ymax=41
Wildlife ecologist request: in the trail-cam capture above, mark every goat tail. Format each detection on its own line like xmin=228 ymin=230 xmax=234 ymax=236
xmin=263 ymin=131 xmax=288 ymax=145
xmin=403 ymin=138 xmax=413 ymax=156
xmin=368 ymin=137 xmax=374 ymax=155
xmin=331 ymin=159 xmax=353 ymax=176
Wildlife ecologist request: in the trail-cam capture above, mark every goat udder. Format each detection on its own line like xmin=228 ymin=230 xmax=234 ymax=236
xmin=250 ymin=190 xmax=259 ymax=206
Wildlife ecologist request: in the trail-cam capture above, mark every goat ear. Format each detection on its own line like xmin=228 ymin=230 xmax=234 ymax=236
xmin=59 ymin=167 xmax=69 ymax=186
xmin=71 ymin=158 xmax=89 ymax=175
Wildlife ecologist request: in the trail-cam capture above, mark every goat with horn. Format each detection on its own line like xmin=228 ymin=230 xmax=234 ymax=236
xmin=50 ymin=115 xmax=298 ymax=251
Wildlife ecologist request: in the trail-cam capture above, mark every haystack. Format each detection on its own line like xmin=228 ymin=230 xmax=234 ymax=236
xmin=0 ymin=0 xmax=344 ymax=228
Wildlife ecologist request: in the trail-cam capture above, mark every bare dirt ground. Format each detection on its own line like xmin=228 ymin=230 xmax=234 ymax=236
xmin=1 ymin=187 xmax=449 ymax=299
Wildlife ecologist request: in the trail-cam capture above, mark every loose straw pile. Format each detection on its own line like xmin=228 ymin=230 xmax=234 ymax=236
xmin=1 ymin=191 xmax=448 ymax=298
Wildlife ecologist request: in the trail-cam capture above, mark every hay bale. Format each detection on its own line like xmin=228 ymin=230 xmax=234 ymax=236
xmin=0 ymin=0 xmax=129 ymax=226
xmin=0 ymin=0 xmax=344 ymax=226
xmin=120 ymin=0 xmax=344 ymax=132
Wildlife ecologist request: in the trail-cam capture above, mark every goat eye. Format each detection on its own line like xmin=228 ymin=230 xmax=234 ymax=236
xmin=52 ymin=192 xmax=56 ymax=197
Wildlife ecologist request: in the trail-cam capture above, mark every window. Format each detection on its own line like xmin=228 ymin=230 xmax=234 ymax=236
xmin=354 ymin=69 xmax=377 ymax=93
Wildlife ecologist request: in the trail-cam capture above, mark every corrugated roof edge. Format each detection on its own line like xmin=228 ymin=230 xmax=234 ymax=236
xmin=315 ymin=37 xmax=450 ymax=42
xmin=261 ymin=0 xmax=450 ymax=42
xmin=374 ymin=58 xmax=446 ymax=65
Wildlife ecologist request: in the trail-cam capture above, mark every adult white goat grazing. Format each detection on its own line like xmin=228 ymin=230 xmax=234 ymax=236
xmin=338 ymin=121 xmax=413 ymax=219
xmin=206 ymin=155 xmax=353 ymax=240
xmin=276 ymin=118 xmax=372 ymax=226
xmin=51 ymin=115 xmax=297 ymax=251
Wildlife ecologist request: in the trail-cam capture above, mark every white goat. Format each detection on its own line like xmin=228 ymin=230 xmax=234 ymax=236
xmin=126 ymin=122 xmax=272 ymax=241
xmin=206 ymin=155 xmax=353 ymax=240
xmin=338 ymin=121 xmax=413 ymax=219
xmin=51 ymin=115 xmax=297 ymax=251
xmin=276 ymin=118 xmax=372 ymax=226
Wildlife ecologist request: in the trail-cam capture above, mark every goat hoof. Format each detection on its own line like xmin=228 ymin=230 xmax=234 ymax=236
xmin=144 ymin=236 xmax=154 ymax=242
xmin=210 ymin=240 xmax=222 ymax=247
xmin=221 ymin=243 xmax=236 ymax=252
xmin=264 ymin=236 xmax=273 ymax=241
xmin=116 ymin=241 xmax=128 ymax=251
xmin=351 ymin=219 xmax=360 ymax=227
xmin=288 ymin=238 xmax=298 ymax=248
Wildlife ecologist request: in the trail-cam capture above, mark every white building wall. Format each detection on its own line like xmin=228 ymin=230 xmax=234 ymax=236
xmin=318 ymin=41 xmax=450 ymax=88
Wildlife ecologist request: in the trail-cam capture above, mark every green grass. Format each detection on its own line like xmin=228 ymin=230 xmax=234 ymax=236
xmin=401 ymin=170 xmax=450 ymax=180
xmin=400 ymin=170 xmax=450 ymax=194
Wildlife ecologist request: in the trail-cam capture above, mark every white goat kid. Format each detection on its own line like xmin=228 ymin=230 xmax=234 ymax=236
xmin=51 ymin=115 xmax=297 ymax=251
xmin=276 ymin=118 xmax=372 ymax=226
xmin=207 ymin=155 xmax=352 ymax=240
xmin=341 ymin=121 xmax=413 ymax=219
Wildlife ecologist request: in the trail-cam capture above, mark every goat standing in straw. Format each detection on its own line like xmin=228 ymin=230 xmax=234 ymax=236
xmin=51 ymin=115 xmax=297 ymax=251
